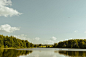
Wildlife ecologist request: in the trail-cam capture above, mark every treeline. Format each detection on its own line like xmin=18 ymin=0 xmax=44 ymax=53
xmin=53 ymin=39 xmax=86 ymax=48
xmin=0 ymin=34 xmax=54 ymax=48
xmin=0 ymin=35 xmax=34 ymax=48
xmin=0 ymin=49 xmax=32 ymax=57
xmin=34 ymin=44 xmax=53 ymax=48
xmin=2 ymin=34 xmax=86 ymax=49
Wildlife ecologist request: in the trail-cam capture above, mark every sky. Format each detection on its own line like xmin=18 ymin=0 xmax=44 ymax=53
xmin=0 ymin=0 xmax=86 ymax=44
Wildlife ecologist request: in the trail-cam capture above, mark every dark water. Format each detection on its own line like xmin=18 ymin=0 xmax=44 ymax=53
xmin=1 ymin=48 xmax=86 ymax=57
xmin=0 ymin=49 xmax=32 ymax=57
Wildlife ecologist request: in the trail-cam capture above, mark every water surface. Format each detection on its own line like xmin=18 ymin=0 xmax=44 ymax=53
xmin=1 ymin=48 xmax=86 ymax=57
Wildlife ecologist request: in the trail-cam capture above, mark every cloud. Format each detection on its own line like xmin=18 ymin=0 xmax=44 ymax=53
xmin=51 ymin=36 xmax=57 ymax=40
xmin=14 ymin=34 xmax=30 ymax=40
xmin=0 ymin=0 xmax=22 ymax=17
xmin=44 ymin=40 xmax=54 ymax=44
xmin=33 ymin=37 xmax=40 ymax=41
xmin=14 ymin=35 xmax=40 ymax=44
xmin=76 ymin=37 xmax=86 ymax=39
xmin=74 ymin=30 xmax=78 ymax=32
xmin=43 ymin=36 xmax=58 ymax=44
xmin=84 ymin=31 xmax=86 ymax=33
xmin=0 ymin=24 xmax=20 ymax=33
xmin=69 ymin=38 xmax=72 ymax=39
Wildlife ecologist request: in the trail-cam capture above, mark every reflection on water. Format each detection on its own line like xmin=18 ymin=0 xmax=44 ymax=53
xmin=54 ymin=51 xmax=58 ymax=53
xmin=18 ymin=48 xmax=86 ymax=57
xmin=1 ymin=48 xmax=86 ymax=57
xmin=59 ymin=51 xmax=86 ymax=57
xmin=18 ymin=48 xmax=66 ymax=57
xmin=0 ymin=49 xmax=32 ymax=57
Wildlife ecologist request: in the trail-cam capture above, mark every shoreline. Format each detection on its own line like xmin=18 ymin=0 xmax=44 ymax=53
xmin=1 ymin=47 xmax=86 ymax=49
xmin=0 ymin=48 xmax=17 ymax=49
xmin=0 ymin=47 xmax=35 ymax=49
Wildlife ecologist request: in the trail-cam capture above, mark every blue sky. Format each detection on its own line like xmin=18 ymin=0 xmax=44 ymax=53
xmin=0 ymin=0 xmax=86 ymax=44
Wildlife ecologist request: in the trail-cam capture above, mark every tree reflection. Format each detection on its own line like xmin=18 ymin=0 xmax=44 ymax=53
xmin=59 ymin=51 xmax=86 ymax=57
xmin=0 ymin=49 xmax=32 ymax=57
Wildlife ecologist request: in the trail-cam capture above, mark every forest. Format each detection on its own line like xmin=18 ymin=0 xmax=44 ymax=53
xmin=53 ymin=39 xmax=86 ymax=49
xmin=0 ymin=34 xmax=53 ymax=48
xmin=1 ymin=34 xmax=86 ymax=49
xmin=0 ymin=35 xmax=35 ymax=48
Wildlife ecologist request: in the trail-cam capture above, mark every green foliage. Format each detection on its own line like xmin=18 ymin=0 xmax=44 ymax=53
xmin=34 ymin=44 xmax=37 ymax=47
xmin=5 ymin=45 xmax=8 ymax=48
xmin=53 ymin=39 xmax=86 ymax=49
xmin=0 ymin=35 xmax=34 ymax=48
xmin=39 ymin=44 xmax=42 ymax=46
xmin=53 ymin=43 xmax=58 ymax=48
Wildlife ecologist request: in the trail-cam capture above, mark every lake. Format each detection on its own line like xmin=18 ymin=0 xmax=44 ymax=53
xmin=1 ymin=48 xmax=86 ymax=57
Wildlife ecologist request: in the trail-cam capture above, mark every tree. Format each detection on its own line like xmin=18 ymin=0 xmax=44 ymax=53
xmin=53 ymin=43 xmax=58 ymax=48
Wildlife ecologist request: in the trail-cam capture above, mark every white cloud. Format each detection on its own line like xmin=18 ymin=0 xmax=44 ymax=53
xmin=51 ymin=36 xmax=57 ymax=40
xmin=44 ymin=40 xmax=54 ymax=44
xmin=14 ymin=34 xmax=30 ymax=40
xmin=0 ymin=0 xmax=22 ymax=17
xmin=74 ymin=30 xmax=78 ymax=32
xmin=69 ymin=38 xmax=72 ymax=39
xmin=33 ymin=37 xmax=40 ymax=41
xmin=43 ymin=36 xmax=57 ymax=44
xmin=76 ymin=37 xmax=86 ymax=39
xmin=0 ymin=0 xmax=12 ymax=6
xmin=84 ymin=31 xmax=86 ymax=33
xmin=0 ymin=24 xmax=20 ymax=33
xmin=74 ymin=31 xmax=76 ymax=32
xmin=14 ymin=35 xmax=40 ymax=44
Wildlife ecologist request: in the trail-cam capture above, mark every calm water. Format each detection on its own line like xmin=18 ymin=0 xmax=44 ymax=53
xmin=1 ymin=48 xmax=86 ymax=57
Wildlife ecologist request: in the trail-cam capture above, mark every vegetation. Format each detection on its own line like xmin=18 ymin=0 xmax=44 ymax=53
xmin=0 ymin=49 xmax=32 ymax=57
xmin=0 ymin=34 xmax=53 ymax=48
xmin=36 ymin=44 xmax=53 ymax=48
xmin=53 ymin=39 xmax=86 ymax=49
xmin=1 ymin=34 xmax=86 ymax=49
xmin=0 ymin=35 xmax=34 ymax=48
